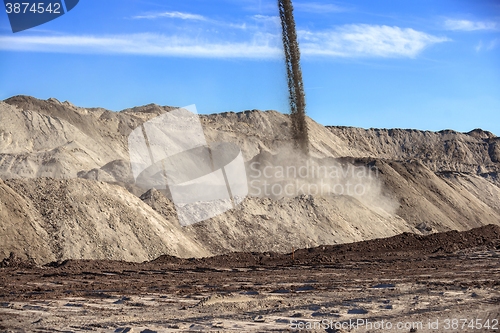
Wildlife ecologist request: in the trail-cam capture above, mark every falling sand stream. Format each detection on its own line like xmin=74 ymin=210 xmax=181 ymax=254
xmin=278 ymin=0 xmax=310 ymax=155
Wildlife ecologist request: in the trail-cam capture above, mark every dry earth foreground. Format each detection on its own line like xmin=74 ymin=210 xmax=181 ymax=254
xmin=0 ymin=96 xmax=499 ymax=331
xmin=0 ymin=225 xmax=499 ymax=332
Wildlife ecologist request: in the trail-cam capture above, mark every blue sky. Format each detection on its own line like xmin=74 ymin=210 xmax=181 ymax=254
xmin=0 ymin=0 xmax=499 ymax=135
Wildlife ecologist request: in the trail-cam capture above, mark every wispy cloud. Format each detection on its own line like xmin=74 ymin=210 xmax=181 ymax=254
xmin=488 ymin=38 xmax=499 ymax=50
xmin=241 ymin=0 xmax=277 ymax=15
xmin=444 ymin=19 xmax=498 ymax=31
xmin=293 ymin=2 xmax=348 ymax=14
xmin=0 ymin=24 xmax=448 ymax=59
xmin=133 ymin=11 xmax=207 ymax=21
xmin=252 ymin=14 xmax=279 ymax=22
xmin=300 ymin=24 xmax=450 ymax=58
xmin=132 ymin=10 xmax=250 ymax=30
xmin=475 ymin=40 xmax=484 ymax=52
xmin=0 ymin=33 xmax=281 ymax=59
xmin=251 ymin=14 xmax=280 ymax=27
xmin=477 ymin=38 xmax=499 ymax=52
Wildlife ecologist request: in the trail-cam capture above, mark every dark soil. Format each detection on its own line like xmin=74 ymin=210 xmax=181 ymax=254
xmin=1 ymin=225 xmax=499 ymax=302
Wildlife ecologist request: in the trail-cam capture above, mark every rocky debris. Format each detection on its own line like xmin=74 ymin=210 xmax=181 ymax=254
xmin=212 ymin=321 xmax=224 ymax=328
xmin=416 ymin=222 xmax=434 ymax=233
xmin=114 ymin=328 xmax=133 ymax=333
xmin=253 ymin=315 xmax=265 ymax=322
xmin=489 ymin=139 xmax=500 ymax=163
xmin=0 ymin=252 xmax=35 ymax=268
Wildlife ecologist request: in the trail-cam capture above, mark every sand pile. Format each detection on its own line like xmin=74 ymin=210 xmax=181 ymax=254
xmin=0 ymin=96 xmax=499 ymax=264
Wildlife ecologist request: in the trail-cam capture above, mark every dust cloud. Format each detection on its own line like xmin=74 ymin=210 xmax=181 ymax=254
xmin=246 ymin=149 xmax=398 ymax=215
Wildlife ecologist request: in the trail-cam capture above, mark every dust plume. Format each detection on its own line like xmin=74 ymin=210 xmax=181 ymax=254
xmin=246 ymin=149 xmax=399 ymax=215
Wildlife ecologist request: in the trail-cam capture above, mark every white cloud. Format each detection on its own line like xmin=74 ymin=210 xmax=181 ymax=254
xmin=300 ymin=24 xmax=450 ymax=58
xmin=133 ymin=11 xmax=250 ymax=31
xmin=293 ymin=2 xmax=347 ymax=13
xmin=133 ymin=11 xmax=207 ymax=21
xmin=474 ymin=38 xmax=498 ymax=52
xmin=487 ymin=38 xmax=499 ymax=50
xmin=475 ymin=40 xmax=484 ymax=52
xmin=0 ymin=25 xmax=448 ymax=59
xmin=444 ymin=19 xmax=498 ymax=31
xmin=253 ymin=14 xmax=278 ymax=21
xmin=0 ymin=33 xmax=281 ymax=59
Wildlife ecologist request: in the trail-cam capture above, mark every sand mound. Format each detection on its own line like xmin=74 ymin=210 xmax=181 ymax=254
xmin=1 ymin=96 xmax=499 ymax=264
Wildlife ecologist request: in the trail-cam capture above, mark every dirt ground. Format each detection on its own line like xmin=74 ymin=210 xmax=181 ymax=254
xmin=1 ymin=225 xmax=499 ymax=333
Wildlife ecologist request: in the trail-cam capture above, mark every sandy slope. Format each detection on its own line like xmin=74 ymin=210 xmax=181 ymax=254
xmin=0 ymin=96 xmax=499 ymax=264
